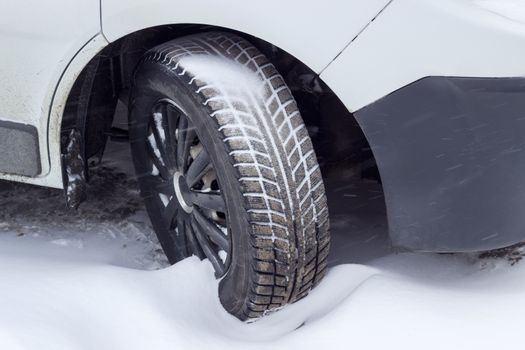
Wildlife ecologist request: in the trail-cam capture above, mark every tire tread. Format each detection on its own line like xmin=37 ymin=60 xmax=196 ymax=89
xmin=143 ymin=32 xmax=330 ymax=319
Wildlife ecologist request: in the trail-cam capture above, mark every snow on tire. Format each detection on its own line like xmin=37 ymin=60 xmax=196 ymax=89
xmin=129 ymin=31 xmax=330 ymax=320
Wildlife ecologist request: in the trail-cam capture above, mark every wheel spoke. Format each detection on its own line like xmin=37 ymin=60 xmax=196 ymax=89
xmin=186 ymin=149 xmax=211 ymax=187
xmin=162 ymin=104 xmax=180 ymax=168
xmin=150 ymin=176 xmax=174 ymax=196
xmin=164 ymin=198 xmax=178 ymax=228
xmin=177 ymin=218 xmax=186 ymax=255
xmin=190 ymin=191 xmax=226 ymax=212
xmin=190 ymin=216 xmax=226 ymax=276
xmin=177 ymin=116 xmax=196 ymax=170
xmin=184 ymin=219 xmax=204 ymax=259
xmin=146 ymin=141 xmax=170 ymax=180
xmin=169 ymin=216 xmax=188 ymax=261
xmin=164 ymin=105 xmax=184 ymax=145
xmin=192 ymin=208 xmax=229 ymax=252
xmin=151 ymin=117 xmax=173 ymax=169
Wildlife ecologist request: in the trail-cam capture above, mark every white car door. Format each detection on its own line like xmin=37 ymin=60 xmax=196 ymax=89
xmin=0 ymin=1 xmax=100 ymax=180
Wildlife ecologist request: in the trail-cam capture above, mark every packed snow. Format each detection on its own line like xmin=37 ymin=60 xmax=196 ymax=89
xmin=0 ymin=141 xmax=524 ymax=350
xmin=179 ymin=54 xmax=266 ymax=99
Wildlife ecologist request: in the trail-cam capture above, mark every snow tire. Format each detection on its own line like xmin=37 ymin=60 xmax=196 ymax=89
xmin=129 ymin=32 xmax=330 ymax=320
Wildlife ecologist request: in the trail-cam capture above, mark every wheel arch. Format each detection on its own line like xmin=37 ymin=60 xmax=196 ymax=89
xmin=56 ymin=25 xmax=384 ymax=247
xmin=55 ymin=0 xmax=395 ymax=187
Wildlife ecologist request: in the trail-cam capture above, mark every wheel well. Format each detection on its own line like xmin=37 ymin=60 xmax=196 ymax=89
xmin=61 ymin=24 xmax=381 ymax=206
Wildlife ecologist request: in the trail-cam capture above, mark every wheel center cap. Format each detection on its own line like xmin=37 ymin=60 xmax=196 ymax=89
xmin=173 ymin=172 xmax=193 ymax=213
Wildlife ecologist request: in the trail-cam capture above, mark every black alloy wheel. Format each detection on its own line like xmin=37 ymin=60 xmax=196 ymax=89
xmin=139 ymin=99 xmax=230 ymax=277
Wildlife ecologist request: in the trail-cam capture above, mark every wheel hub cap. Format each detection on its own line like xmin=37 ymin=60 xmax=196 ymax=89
xmin=173 ymin=172 xmax=193 ymax=213
xmin=144 ymin=99 xmax=231 ymax=277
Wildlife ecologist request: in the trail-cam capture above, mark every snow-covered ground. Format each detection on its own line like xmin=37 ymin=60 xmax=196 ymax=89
xmin=0 ymin=142 xmax=524 ymax=350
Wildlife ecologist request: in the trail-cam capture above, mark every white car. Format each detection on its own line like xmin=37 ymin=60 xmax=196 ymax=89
xmin=1 ymin=0 xmax=525 ymax=320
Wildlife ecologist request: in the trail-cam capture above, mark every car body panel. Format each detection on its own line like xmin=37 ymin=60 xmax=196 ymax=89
xmin=0 ymin=0 xmax=100 ymax=184
xmin=318 ymin=0 xmax=525 ymax=250
xmin=3 ymin=0 xmax=525 ymax=252
xmin=101 ymin=0 xmax=392 ymax=73
xmin=0 ymin=0 xmax=391 ymax=188
xmin=321 ymin=0 xmax=525 ymax=112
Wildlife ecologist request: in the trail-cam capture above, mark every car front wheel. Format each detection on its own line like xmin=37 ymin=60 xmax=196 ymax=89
xmin=129 ymin=32 xmax=330 ymax=320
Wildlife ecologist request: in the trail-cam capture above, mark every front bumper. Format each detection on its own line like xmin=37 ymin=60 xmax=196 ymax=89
xmin=319 ymin=0 xmax=525 ymax=252
xmin=356 ymin=76 xmax=525 ymax=252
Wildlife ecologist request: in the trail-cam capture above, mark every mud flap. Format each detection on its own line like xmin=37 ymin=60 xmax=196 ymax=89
xmin=62 ymin=129 xmax=87 ymax=209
